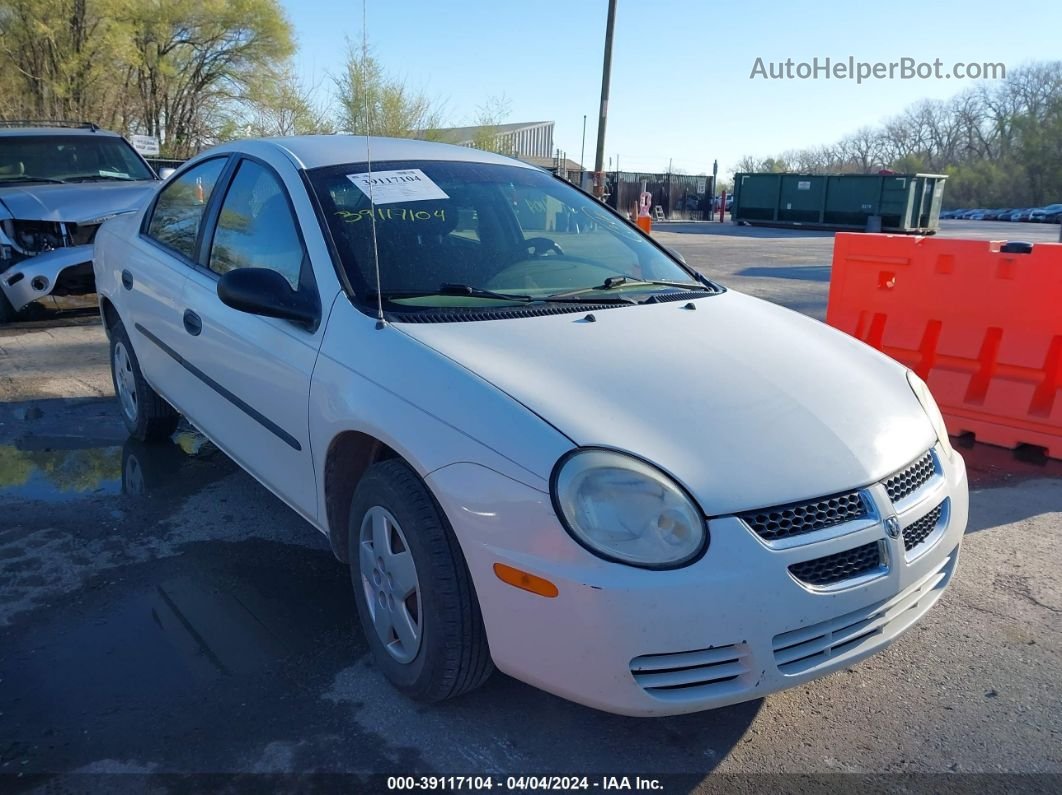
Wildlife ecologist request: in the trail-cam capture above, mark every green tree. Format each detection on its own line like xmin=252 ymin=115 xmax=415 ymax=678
xmin=333 ymin=41 xmax=444 ymax=138
xmin=0 ymin=0 xmax=129 ymax=123
xmin=0 ymin=0 xmax=295 ymax=156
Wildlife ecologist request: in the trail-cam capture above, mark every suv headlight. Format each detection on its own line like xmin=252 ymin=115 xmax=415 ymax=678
xmin=551 ymin=449 xmax=707 ymax=568
xmin=907 ymin=371 xmax=954 ymax=458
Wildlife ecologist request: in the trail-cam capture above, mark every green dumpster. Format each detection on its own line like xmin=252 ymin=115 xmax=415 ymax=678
xmin=733 ymin=172 xmax=947 ymax=233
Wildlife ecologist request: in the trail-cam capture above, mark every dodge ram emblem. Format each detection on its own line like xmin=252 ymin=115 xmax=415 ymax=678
xmin=884 ymin=515 xmax=902 ymax=540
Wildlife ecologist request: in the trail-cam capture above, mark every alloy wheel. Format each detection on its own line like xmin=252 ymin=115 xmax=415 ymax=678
xmin=358 ymin=505 xmax=423 ymax=663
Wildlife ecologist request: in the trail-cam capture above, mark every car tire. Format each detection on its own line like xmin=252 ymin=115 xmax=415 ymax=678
xmin=0 ymin=290 xmax=16 ymax=324
xmin=348 ymin=459 xmax=493 ymax=702
xmin=109 ymin=320 xmax=180 ymax=442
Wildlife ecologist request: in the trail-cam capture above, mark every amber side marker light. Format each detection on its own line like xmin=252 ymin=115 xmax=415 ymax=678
xmin=493 ymin=563 xmax=559 ymax=598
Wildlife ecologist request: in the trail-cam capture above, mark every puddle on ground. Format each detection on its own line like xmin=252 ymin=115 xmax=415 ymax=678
xmin=0 ymin=424 xmax=228 ymax=505
xmin=0 ymin=444 xmax=122 ymax=502
xmin=0 ymin=539 xmax=364 ymax=772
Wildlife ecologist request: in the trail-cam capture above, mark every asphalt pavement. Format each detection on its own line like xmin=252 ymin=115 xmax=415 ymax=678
xmin=1 ymin=220 xmax=1060 ymax=792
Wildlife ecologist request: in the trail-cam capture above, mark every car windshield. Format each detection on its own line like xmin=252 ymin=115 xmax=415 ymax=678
xmin=0 ymin=134 xmax=155 ymax=183
xmin=309 ymin=159 xmax=714 ymax=310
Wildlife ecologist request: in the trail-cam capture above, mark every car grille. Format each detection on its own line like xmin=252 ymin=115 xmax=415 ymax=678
xmin=774 ymin=550 xmax=956 ymax=674
xmin=788 ymin=541 xmax=882 ymax=587
xmin=903 ymin=502 xmax=945 ymax=552
xmin=630 ymin=644 xmax=749 ymax=702
xmin=738 ymin=491 xmax=868 ymax=542
xmin=884 ymin=451 xmax=935 ymax=503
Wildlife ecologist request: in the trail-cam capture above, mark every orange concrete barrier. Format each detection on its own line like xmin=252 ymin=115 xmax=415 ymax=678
xmin=827 ymin=233 xmax=1062 ymax=459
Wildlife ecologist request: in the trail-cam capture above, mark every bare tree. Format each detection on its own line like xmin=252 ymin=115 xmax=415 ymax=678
xmin=240 ymin=66 xmax=333 ymax=138
xmin=122 ymin=0 xmax=295 ymax=157
xmin=468 ymin=94 xmax=512 ymax=154
xmin=733 ymin=60 xmax=1062 ymax=206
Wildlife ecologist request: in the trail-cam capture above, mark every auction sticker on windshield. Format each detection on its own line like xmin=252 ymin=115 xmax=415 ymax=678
xmin=346 ymin=169 xmax=449 ymax=204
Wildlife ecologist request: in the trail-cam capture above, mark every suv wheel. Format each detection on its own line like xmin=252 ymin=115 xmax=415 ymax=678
xmin=348 ymin=459 xmax=493 ymax=702
xmin=109 ymin=319 xmax=180 ymax=441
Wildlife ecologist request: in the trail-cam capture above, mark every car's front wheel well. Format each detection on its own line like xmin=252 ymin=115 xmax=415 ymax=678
xmin=51 ymin=262 xmax=95 ymax=297
xmin=99 ymin=296 xmax=120 ymax=336
xmin=324 ymin=430 xmax=398 ymax=562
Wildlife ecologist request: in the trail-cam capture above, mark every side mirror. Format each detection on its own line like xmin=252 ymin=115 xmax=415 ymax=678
xmin=217 ymin=268 xmax=319 ymax=330
xmin=158 ymin=167 xmax=176 ymax=179
xmin=665 ymin=246 xmax=687 ymax=265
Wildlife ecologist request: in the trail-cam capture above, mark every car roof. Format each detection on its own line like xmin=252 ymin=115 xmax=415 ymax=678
xmin=0 ymin=126 xmax=123 ymax=138
xmin=209 ymin=135 xmax=541 ymax=172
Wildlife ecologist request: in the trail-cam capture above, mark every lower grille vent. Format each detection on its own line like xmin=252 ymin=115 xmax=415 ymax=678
xmin=630 ymin=644 xmax=748 ymax=702
xmin=774 ymin=550 xmax=955 ymax=674
xmin=789 ymin=541 xmax=882 ymax=587
xmin=903 ymin=502 xmax=945 ymax=552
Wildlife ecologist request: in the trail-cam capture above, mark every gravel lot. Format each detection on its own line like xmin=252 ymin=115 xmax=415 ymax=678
xmin=1 ymin=220 xmax=1060 ymax=791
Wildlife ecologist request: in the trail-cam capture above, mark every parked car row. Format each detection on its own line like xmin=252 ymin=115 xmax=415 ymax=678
xmin=941 ymin=204 xmax=1062 ymax=222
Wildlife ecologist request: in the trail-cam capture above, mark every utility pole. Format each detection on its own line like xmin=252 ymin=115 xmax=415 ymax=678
xmin=593 ymin=0 xmax=618 ymax=199
xmin=711 ymin=158 xmax=718 ymax=220
xmin=667 ymin=158 xmax=673 ymax=220
xmin=580 ymin=114 xmax=587 ymax=172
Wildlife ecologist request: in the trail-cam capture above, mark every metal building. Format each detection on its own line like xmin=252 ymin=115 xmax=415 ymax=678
xmin=427 ymin=121 xmax=554 ymax=158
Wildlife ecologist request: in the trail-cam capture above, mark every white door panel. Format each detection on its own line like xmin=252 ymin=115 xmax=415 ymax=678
xmin=125 ymin=156 xmax=231 ymax=413
xmin=122 ymin=237 xmax=202 ymax=410
xmin=176 ymin=268 xmax=321 ymax=516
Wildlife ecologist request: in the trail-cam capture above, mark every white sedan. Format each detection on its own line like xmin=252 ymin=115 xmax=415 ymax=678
xmin=93 ymin=136 xmax=968 ymax=716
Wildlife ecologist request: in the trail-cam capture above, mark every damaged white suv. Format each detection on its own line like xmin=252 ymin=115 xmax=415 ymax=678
xmin=0 ymin=122 xmax=161 ymax=323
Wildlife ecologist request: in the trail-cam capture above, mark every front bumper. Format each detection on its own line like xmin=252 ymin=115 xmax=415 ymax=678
xmin=0 ymin=244 xmax=94 ymax=311
xmin=428 ymin=445 xmax=968 ymax=716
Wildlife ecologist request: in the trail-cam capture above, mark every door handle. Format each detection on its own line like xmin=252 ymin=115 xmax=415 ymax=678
xmin=182 ymin=309 xmax=202 ymax=336
xmin=121 ymin=269 xmax=133 ymax=290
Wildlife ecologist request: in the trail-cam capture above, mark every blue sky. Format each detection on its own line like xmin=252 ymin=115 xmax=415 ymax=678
xmin=281 ymin=0 xmax=1061 ymax=180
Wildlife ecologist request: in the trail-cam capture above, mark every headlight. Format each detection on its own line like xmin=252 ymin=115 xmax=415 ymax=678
xmin=551 ymin=449 xmax=707 ymax=568
xmin=907 ymin=371 xmax=954 ymax=458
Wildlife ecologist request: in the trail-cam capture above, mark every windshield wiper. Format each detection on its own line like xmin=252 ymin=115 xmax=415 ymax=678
xmin=371 ymin=284 xmax=533 ymax=303
xmin=65 ymin=174 xmax=134 ymax=182
xmin=439 ymin=283 xmax=536 ymax=302
xmin=600 ymin=275 xmax=711 ymax=291
xmin=370 ymin=283 xmax=636 ymax=305
xmin=548 ymin=275 xmax=712 ymax=300
xmin=0 ymin=175 xmax=66 ymax=184
xmin=439 ymin=283 xmax=637 ymax=305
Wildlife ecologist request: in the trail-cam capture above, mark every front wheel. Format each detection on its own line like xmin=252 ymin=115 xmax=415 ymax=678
xmin=109 ymin=319 xmax=180 ymax=442
xmin=348 ymin=459 xmax=493 ymax=702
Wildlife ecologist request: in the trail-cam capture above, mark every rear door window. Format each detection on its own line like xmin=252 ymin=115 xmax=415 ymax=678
xmin=146 ymin=158 xmax=227 ymax=260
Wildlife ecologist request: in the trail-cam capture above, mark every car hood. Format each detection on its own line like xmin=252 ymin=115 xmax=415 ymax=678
xmin=0 ymin=181 xmax=159 ymax=223
xmin=397 ymin=290 xmax=936 ymax=515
